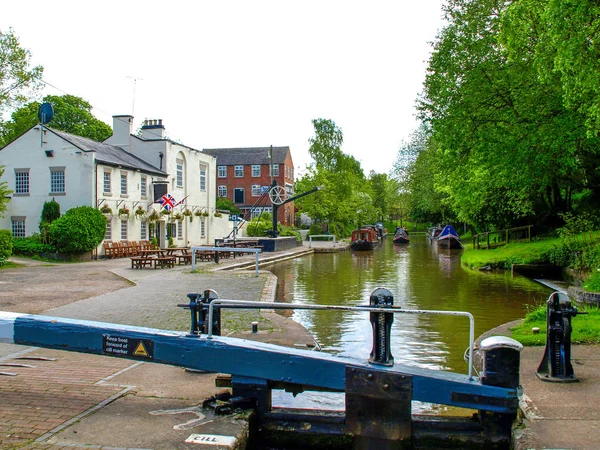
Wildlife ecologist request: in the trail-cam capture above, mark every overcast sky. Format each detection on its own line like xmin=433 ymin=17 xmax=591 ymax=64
xmin=2 ymin=0 xmax=445 ymax=176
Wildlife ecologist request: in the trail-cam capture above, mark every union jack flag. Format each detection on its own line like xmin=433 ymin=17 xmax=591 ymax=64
xmin=158 ymin=193 xmax=176 ymax=211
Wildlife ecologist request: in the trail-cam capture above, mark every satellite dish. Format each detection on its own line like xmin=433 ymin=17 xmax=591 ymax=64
xmin=38 ymin=103 xmax=54 ymax=125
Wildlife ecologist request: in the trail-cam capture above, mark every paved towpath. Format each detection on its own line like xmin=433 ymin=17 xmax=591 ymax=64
xmin=0 ymin=246 xmax=318 ymax=449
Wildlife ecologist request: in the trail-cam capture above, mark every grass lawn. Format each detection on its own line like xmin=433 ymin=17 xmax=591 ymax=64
xmin=461 ymin=237 xmax=563 ymax=269
xmin=510 ymin=304 xmax=600 ymax=345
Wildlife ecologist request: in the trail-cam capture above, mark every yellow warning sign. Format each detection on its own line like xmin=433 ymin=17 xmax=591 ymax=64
xmin=133 ymin=341 xmax=149 ymax=357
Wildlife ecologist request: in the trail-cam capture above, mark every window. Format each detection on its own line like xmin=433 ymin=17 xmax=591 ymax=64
xmin=50 ymin=168 xmax=65 ymax=194
xmin=176 ymin=158 xmax=184 ymax=187
xmin=218 ymin=166 xmax=226 ymax=178
xmin=252 ymin=185 xmax=261 ymax=197
xmin=120 ymin=173 xmax=127 ymax=195
xmin=120 ymin=220 xmax=128 ymax=240
xmin=218 ymin=186 xmax=227 ymax=197
xmin=234 ymin=188 xmax=245 ymax=203
xmin=252 ymin=165 xmax=260 ymax=177
xmin=286 ymin=183 xmax=294 ymax=196
xmin=270 ymin=164 xmax=279 ymax=177
xmin=234 ymin=165 xmax=244 ymax=177
xmin=177 ymin=220 xmax=183 ymax=239
xmin=200 ymin=220 xmax=205 ymax=238
xmin=11 ymin=219 xmax=25 ymax=238
xmin=103 ymin=172 xmax=111 ymax=194
xmin=15 ymin=169 xmax=30 ymax=194
xmin=140 ymin=176 xmax=147 ymax=198
xmin=251 ymin=207 xmax=272 ymax=220
xmin=140 ymin=222 xmax=147 ymax=240
xmin=105 ymin=221 xmax=112 ymax=240
xmin=199 ymin=165 xmax=207 ymax=191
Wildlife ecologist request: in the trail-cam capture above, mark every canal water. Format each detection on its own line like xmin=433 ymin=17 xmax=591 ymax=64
xmin=268 ymin=234 xmax=552 ymax=411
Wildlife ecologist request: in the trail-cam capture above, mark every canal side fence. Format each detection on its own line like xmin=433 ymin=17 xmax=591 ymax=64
xmin=472 ymin=225 xmax=533 ymax=249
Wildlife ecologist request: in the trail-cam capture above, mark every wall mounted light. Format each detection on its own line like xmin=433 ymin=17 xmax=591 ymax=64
xmin=44 ymin=150 xmax=54 ymax=157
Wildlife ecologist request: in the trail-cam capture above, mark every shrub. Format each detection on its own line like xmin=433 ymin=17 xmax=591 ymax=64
xmin=41 ymin=199 xmax=61 ymax=223
xmin=246 ymin=218 xmax=273 ymax=236
xmin=12 ymin=233 xmax=55 ymax=255
xmin=0 ymin=229 xmax=13 ymax=261
xmin=279 ymin=225 xmax=301 ymax=242
xmin=308 ymin=223 xmax=322 ymax=237
xmin=49 ymin=206 xmax=107 ymax=253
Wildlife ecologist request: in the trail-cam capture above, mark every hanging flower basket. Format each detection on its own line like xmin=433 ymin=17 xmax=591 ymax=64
xmin=174 ymin=213 xmax=184 ymax=221
xmin=183 ymin=209 xmax=192 ymax=217
xmin=201 ymin=211 xmax=209 ymax=217
xmin=194 ymin=210 xmax=204 ymax=217
xmin=161 ymin=209 xmax=172 ymax=216
xmin=148 ymin=211 xmax=160 ymax=222
xmin=214 ymin=211 xmax=222 ymax=218
xmin=135 ymin=206 xmax=146 ymax=219
xmin=118 ymin=207 xmax=130 ymax=219
xmin=100 ymin=205 xmax=112 ymax=215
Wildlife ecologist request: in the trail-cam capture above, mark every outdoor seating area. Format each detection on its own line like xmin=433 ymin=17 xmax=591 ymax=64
xmin=103 ymin=240 xmax=154 ymax=259
xmin=129 ymin=247 xmax=192 ymax=270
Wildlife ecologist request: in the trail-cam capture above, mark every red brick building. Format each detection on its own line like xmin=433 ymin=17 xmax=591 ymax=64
xmin=202 ymin=147 xmax=295 ymax=226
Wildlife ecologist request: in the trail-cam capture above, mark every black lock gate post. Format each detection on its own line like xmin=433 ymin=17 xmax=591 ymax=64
xmin=368 ymin=287 xmax=394 ymax=366
xmin=536 ymin=291 xmax=586 ymax=382
xmin=178 ymin=289 xmax=221 ymax=336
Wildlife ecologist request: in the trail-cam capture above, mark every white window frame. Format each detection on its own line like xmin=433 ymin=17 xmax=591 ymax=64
xmin=103 ymin=172 xmax=111 ymax=194
xmin=11 ymin=218 xmax=26 ymax=238
xmin=120 ymin=220 xmax=128 ymax=240
xmin=252 ymin=185 xmax=261 ymax=197
xmin=140 ymin=221 xmax=147 ymax=240
xmin=218 ymin=185 xmax=227 ymax=197
xmin=177 ymin=220 xmax=183 ymax=239
xmin=15 ymin=169 xmax=30 ymax=195
xmin=251 ymin=165 xmax=260 ymax=177
xmin=218 ymin=166 xmax=226 ymax=178
xmin=176 ymin=158 xmax=184 ymax=188
xmin=105 ymin=221 xmax=112 ymax=240
xmin=140 ymin=175 xmax=147 ymax=198
xmin=269 ymin=164 xmax=279 ymax=177
xmin=234 ymin=165 xmax=244 ymax=177
xmin=50 ymin=167 xmax=66 ymax=194
xmin=120 ymin=173 xmax=128 ymax=195
xmin=199 ymin=165 xmax=207 ymax=191
xmin=200 ymin=220 xmax=205 ymax=238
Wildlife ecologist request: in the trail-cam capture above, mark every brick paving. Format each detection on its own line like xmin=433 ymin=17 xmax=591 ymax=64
xmin=0 ymin=349 xmax=135 ymax=449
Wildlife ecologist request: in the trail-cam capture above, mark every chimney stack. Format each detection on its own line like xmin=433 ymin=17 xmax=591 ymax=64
xmin=141 ymin=119 xmax=166 ymax=140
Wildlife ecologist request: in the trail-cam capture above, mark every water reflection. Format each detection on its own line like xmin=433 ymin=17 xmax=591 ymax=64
xmin=271 ymin=235 xmax=551 ymax=373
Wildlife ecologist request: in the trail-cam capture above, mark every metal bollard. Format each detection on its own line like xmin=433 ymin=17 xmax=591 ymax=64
xmin=178 ymin=289 xmax=221 ymax=336
xmin=368 ymin=288 xmax=395 ymax=366
xmin=536 ymin=291 xmax=586 ymax=382
xmin=480 ymin=336 xmax=523 ymax=389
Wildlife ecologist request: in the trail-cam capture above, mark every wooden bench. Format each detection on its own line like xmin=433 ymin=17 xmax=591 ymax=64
xmin=176 ymin=254 xmax=192 ymax=265
xmin=195 ymin=250 xmax=215 ymax=262
xmin=130 ymin=256 xmax=153 ymax=269
xmin=153 ymin=256 xmax=176 ymax=269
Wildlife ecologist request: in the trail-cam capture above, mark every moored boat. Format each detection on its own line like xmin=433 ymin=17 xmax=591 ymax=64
xmin=392 ymin=227 xmax=410 ymax=244
xmin=436 ymin=225 xmax=463 ymax=249
xmin=350 ymin=226 xmax=380 ymax=251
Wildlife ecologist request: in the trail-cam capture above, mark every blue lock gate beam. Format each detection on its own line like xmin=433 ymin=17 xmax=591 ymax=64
xmin=0 ymin=311 xmax=518 ymax=414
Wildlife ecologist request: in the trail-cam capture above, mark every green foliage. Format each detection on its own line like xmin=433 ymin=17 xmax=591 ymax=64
xmin=0 ymin=229 xmax=13 ymax=263
xmin=49 ymin=206 xmax=107 ymax=253
xmin=405 ymin=0 xmax=600 ymax=232
xmin=1 ymin=94 xmax=112 ymax=145
xmin=41 ymin=199 xmax=61 ymax=223
xmin=0 ymin=166 xmax=13 ymax=218
xmin=0 ymin=28 xmax=43 ymax=121
xmin=216 ymin=197 xmax=242 ymax=214
xmin=511 ymin=304 xmax=600 ymax=346
xmin=308 ymin=223 xmax=323 ymax=237
xmin=278 ymin=225 xmax=301 ymax=242
xmin=11 ymin=233 xmax=55 ymax=255
xmin=584 ymin=272 xmax=600 ymax=293
xmin=246 ymin=217 xmax=273 ymax=237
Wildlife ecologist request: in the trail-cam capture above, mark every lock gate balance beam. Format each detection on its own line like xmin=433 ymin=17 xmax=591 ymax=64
xmin=0 ymin=311 xmax=518 ymax=414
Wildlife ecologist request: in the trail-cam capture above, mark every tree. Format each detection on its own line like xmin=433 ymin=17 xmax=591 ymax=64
xmin=0 ymin=95 xmax=112 ymax=146
xmin=0 ymin=166 xmax=13 ymax=218
xmin=416 ymin=0 xmax=600 ymax=230
xmin=0 ymin=28 xmax=43 ymax=114
xmin=49 ymin=206 xmax=106 ymax=253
